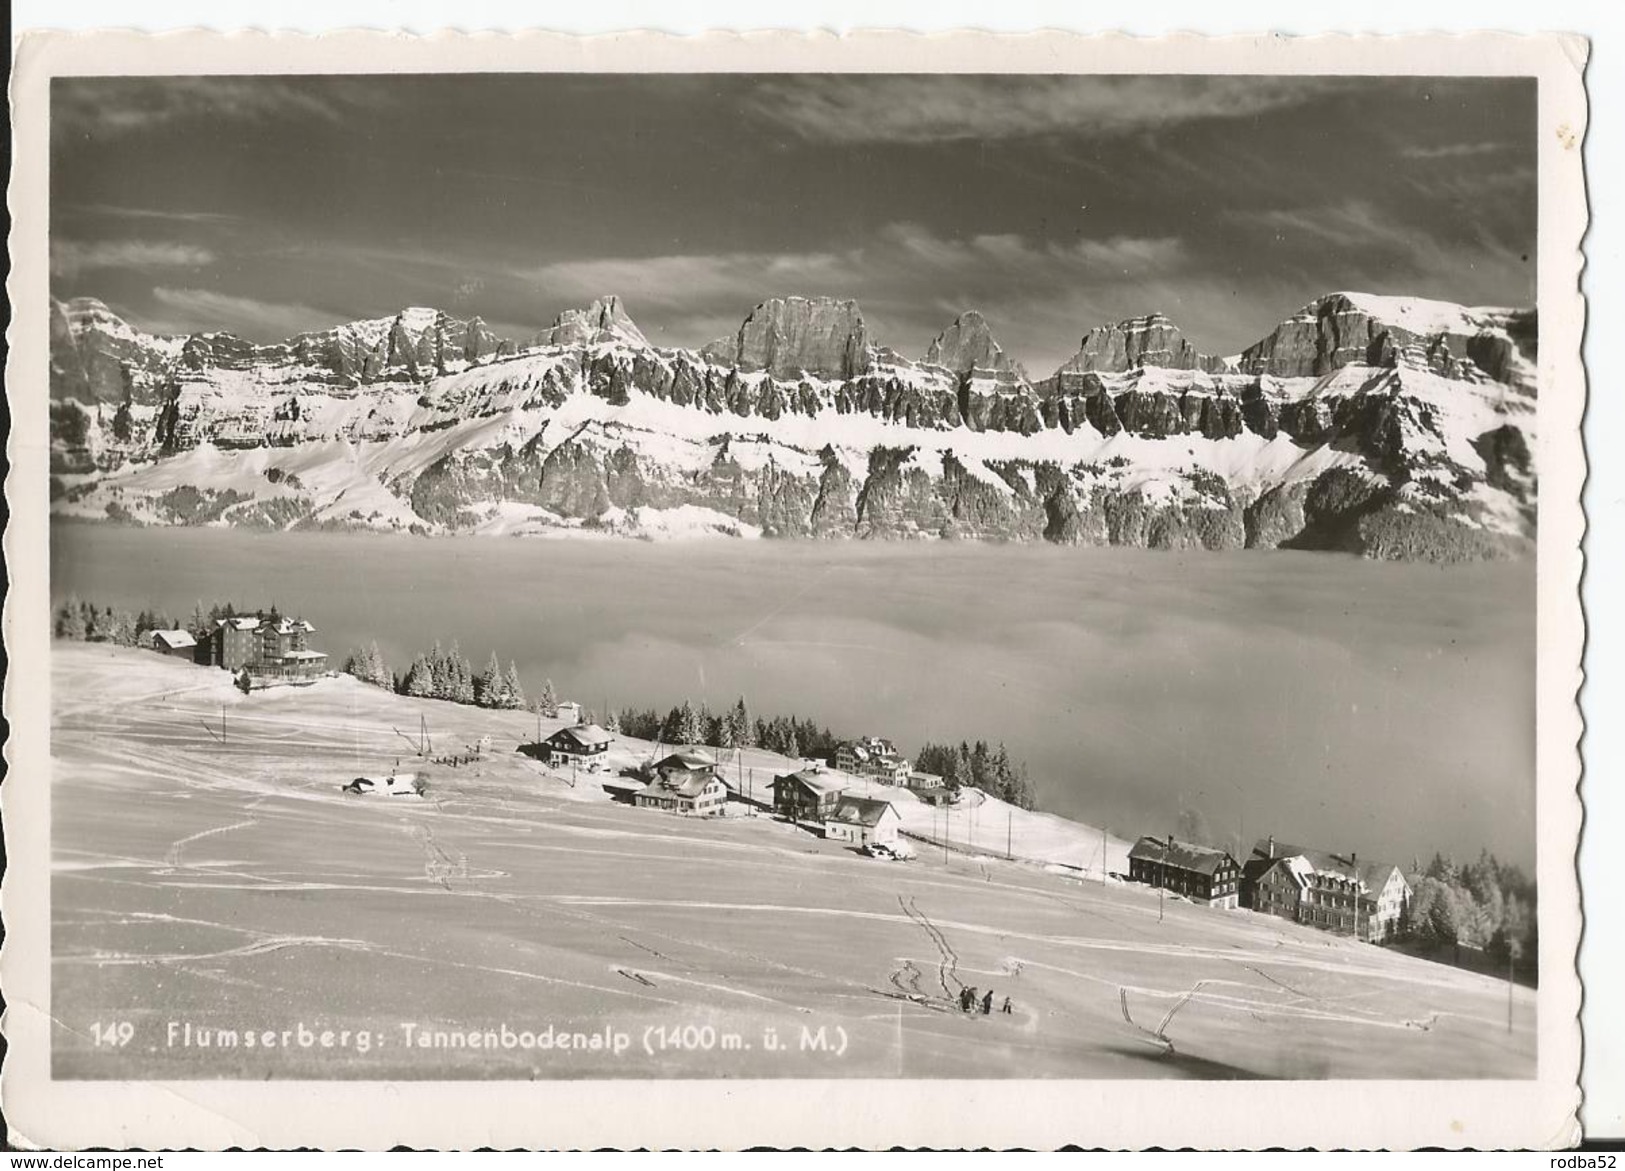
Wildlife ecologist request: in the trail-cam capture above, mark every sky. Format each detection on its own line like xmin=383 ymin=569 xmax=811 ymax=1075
xmin=50 ymin=73 xmax=1537 ymax=374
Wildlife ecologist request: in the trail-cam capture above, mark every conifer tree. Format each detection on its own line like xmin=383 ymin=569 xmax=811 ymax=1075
xmin=605 ymin=709 xmax=622 ymax=734
xmin=661 ymin=700 xmax=692 ymax=744
xmin=443 ymin=641 xmax=469 ymax=705
xmin=501 ymin=661 xmax=525 ymax=711
xmin=401 ymin=653 xmax=435 ymax=697
xmin=730 ymin=698 xmax=753 ymax=748
xmin=477 ymin=651 xmax=502 ymax=708
xmin=540 ymin=678 xmax=559 ymax=718
xmin=681 ymin=701 xmax=707 ymax=746
xmin=55 ymin=595 xmax=88 ymax=640
xmin=426 ymin=641 xmax=449 ymax=700
xmin=365 ymin=641 xmax=390 ymax=688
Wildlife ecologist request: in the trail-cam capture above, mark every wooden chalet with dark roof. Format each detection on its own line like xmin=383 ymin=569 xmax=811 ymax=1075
xmin=634 ymin=769 xmax=727 ymax=816
xmin=542 ymin=723 xmax=612 ymax=766
xmin=650 ymin=748 xmax=719 ymax=785
xmin=1127 ymin=835 xmax=1242 ymax=909
xmin=771 ymin=768 xmax=848 ymax=823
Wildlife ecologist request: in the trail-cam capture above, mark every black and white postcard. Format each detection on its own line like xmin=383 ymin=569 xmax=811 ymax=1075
xmin=1 ymin=29 xmax=1589 ymax=1150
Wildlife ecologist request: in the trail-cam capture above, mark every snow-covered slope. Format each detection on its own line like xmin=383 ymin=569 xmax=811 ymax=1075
xmin=48 ymin=290 xmax=1538 ymax=561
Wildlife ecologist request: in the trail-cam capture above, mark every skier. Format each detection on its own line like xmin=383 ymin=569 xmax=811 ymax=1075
xmin=1001 ymin=996 xmax=1013 ymax=1015
xmin=981 ymin=989 xmax=994 ymax=1015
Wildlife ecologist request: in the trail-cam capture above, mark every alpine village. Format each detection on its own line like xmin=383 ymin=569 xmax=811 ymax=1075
xmin=54 ymin=594 xmax=1537 ymax=985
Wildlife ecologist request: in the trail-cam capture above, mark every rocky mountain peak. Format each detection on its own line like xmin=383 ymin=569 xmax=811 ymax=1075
xmin=924 ymin=310 xmax=1024 ymax=379
xmin=714 ymin=295 xmax=870 ymax=381
xmin=1240 ymin=292 xmax=1536 ymax=383
xmin=532 ymin=295 xmax=648 ymax=349
xmin=1052 ymin=312 xmax=1226 ymax=378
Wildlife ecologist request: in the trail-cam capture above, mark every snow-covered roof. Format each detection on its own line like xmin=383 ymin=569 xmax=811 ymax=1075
xmin=774 ymin=769 xmax=847 ymax=798
xmin=655 ymin=748 xmax=717 ymax=772
xmin=842 ymin=737 xmax=907 ymax=766
xmin=1128 ymin=836 xmax=1237 ymax=877
xmin=637 ymin=772 xmax=721 ymax=801
xmin=1247 ymin=839 xmax=1400 ymax=894
xmin=827 ymin=795 xmax=898 ymax=828
xmin=150 ymin=629 xmax=196 ymax=649
xmin=549 ymin=724 xmax=611 ymax=749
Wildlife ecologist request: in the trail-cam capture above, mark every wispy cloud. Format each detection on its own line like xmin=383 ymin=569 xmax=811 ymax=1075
xmin=1226 ymin=199 xmax=1534 ymax=309
xmin=1239 ymin=201 xmax=1404 ymax=250
xmin=1400 ymin=141 xmax=1511 ymax=160
xmin=52 ymin=76 xmax=390 ymax=135
xmin=746 ymin=75 xmax=1349 ymax=145
xmin=51 ymin=239 xmax=215 ymax=278
xmin=523 ymin=224 xmax=1186 ymax=306
xmin=144 ymin=287 xmax=337 ymax=340
xmin=63 ymin=202 xmax=240 ymax=225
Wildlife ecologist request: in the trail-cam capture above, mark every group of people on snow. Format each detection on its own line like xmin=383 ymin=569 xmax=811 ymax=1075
xmin=959 ymin=985 xmax=1013 ymax=1016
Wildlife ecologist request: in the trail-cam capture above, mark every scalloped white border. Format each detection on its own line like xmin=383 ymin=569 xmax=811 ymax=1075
xmin=2 ymin=28 xmax=1590 ymax=1151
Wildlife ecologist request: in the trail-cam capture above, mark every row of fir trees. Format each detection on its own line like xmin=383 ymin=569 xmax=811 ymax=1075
xmin=53 ymin=595 xmax=265 ymax=647
xmin=913 ymin=740 xmax=1037 ymax=810
xmin=344 ymin=640 xmax=542 ymax=713
xmin=611 ymin=698 xmax=839 ymax=760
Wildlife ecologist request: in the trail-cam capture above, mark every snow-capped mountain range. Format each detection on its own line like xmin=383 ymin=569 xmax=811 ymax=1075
xmin=48 ymin=289 xmax=1537 ymax=560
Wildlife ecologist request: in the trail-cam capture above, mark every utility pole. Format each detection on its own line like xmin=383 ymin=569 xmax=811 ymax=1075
xmin=1006 ymin=808 xmax=1012 ymax=861
xmin=1507 ymin=948 xmax=1516 ymax=1033
xmin=1102 ymin=823 xmax=1108 ymax=886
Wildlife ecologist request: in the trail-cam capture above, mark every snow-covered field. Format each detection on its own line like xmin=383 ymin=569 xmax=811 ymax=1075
xmin=52 ymin=644 xmax=1534 ymax=1080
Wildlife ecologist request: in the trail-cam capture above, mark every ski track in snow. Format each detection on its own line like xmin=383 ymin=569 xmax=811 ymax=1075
xmin=162 ymin=818 xmax=260 ymax=870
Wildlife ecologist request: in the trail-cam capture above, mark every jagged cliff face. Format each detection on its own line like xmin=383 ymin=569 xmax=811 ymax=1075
xmin=49 ymin=290 xmax=1538 ymax=562
xmin=1044 ymin=312 xmax=1228 ymax=382
xmin=703 ymin=295 xmax=870 ymax=381
xmin=926 ymin=310 xmax=1024 ymax=379
xmin=1239 ymin=292 xmax=1537 ymax=384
